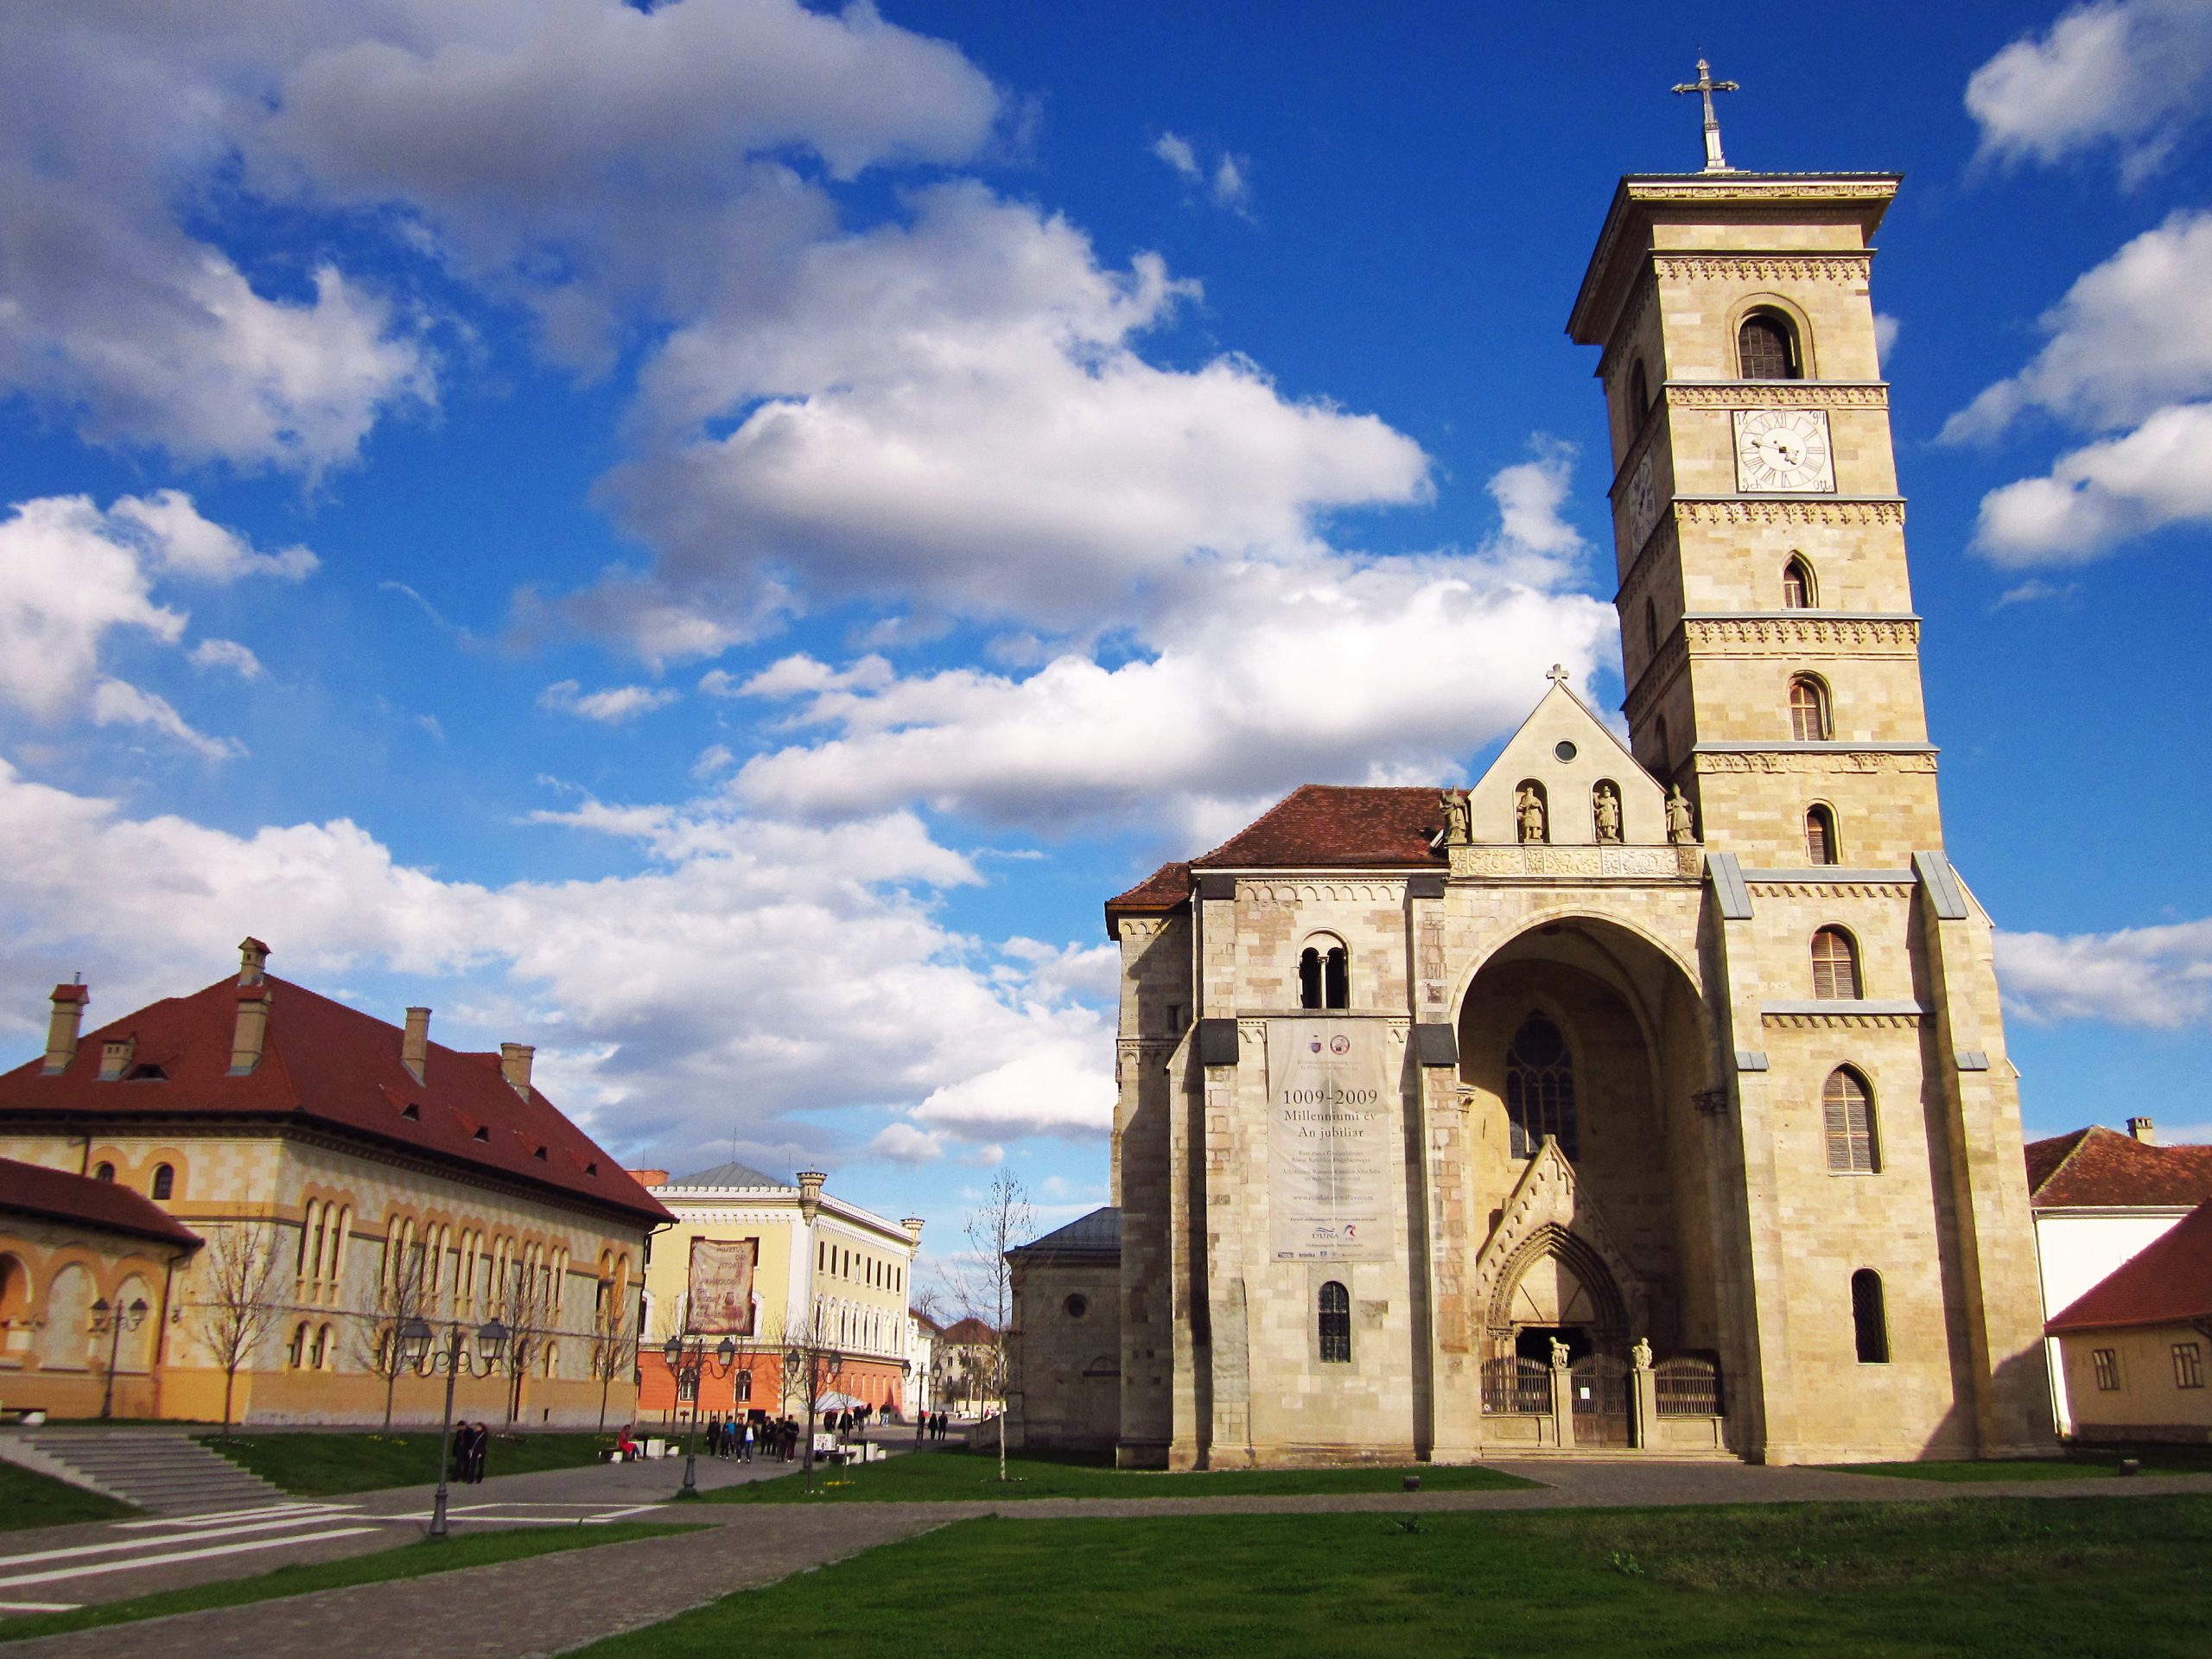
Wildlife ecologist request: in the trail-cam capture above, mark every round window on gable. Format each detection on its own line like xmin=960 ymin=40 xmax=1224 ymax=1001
xmin=1065 ymin=1294 xmax=1089 ymax=1320
xmin=1554 ymin=741 xmax=1578 ymax=763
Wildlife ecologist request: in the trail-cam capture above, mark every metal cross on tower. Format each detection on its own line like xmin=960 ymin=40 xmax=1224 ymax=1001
xmin=1671 ymin=56 xmax=1739 ymax=174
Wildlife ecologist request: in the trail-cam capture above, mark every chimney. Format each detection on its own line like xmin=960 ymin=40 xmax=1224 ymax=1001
xmin=402 ymin=1007 xmax=431 ymax=1082
xmin=238 ymin=937 xmax=269 ymax=986
xmin=798 ymin=1169 xmax=826 ymax=1224
xmin=903 ymin=1217 xmax=925 ymax=1246
xmin=499 ymin=1042 xmax=535 ymax=1097
xmin=43 ymin=983 xmax=87 ymax=1074
xmin=2128 ymin=1116 xmax=2157 ymax=1145
xmin=99 ymin=1033 xmax=137 ymax=1081
xmin=230 ymin=985 xmax=270 ymax=1075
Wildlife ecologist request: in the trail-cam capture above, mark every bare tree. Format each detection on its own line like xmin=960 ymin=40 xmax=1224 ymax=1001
xmin=353 ymin=1241 xmax=432 ymax=1431
xmin=778 ymin=1298 xmax=850 ymax=1495
xmin=492 ymin=1256 xmax=552 ymax=1425
xmin=955 ymin=1167 xmax=1031 ymax=1482
xmin=586 ymin=1281 xmax=640 ymax=1433
xmin=189 ymin=1223 xmax=283 ymax=1435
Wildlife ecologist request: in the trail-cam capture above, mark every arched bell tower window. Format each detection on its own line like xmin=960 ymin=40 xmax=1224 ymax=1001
xmin=1319 ymin=1281 xmax=1351 ymax=1363
xmin=1824 ymin=1067 xmax=1878 ymax=1173
xmin=1789 ymin=675 xmax=1830 ymax=741
xmin=1782 ymin=555 xmax=1817 ymax=608
xmin=1804 ymin=804 xmax=1839 ymax=866
xmin=1298 ymin=938 xmax=1348 ymax=1010
xmin=1811 ymin=927 xmax=1862 ymax=1000
xmin=1505 ymin=1013 xmax=1578 ymax=1160
xmin=1738 ymin=309 xmax=1801 ymax=380
xmin=1643 ymin=598 xmax=1659 ymax=658
xmin=1851 ymin=1268 xmax=1889 ymax=1363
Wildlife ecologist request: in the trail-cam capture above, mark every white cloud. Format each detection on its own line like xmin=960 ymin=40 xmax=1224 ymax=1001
xmin=190 ymin=639 xmax=265 ymax=680
xmin=1966 ymin=0 xmax=2212 ymax=184
xmin=1872 ymin=313 xmax=1900 ymax=368
xmin=594 ymin=184 xmax=1427 ymax=645
xmin=866 ymin=1122 xmax=946 ymax=1165
xmin=1211 ymin=154 xmax=1252 ymax=213
xmin=1998 ymin=917 xmax=2212 ymax=1028
xmin=1973 ymin=400 xmax=2212 ymax=563
xmin=0 ymin=492 xmax=302 ymax=752
xmin=537 ymin=680 xmax=679 ymax=723
xmin=722 ymin=447 xmax=1607 ymax=833
xmin=1152 ymin=132 xmax=1200 ymax=181
xmin=1944 ymin=212 xmax=2212 ymax=443
xmin=0 ymin=757 xmax=1112 ymax=1165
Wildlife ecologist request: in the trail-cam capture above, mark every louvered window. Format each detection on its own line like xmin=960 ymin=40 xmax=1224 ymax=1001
xmin=1823 ymin=1068 xmax=1878 ymax=1173
xmin=1739 ymin=312 xmax=1800 ymax=379
xmin=1812 ymin=929 xmax=1860 ymax=1000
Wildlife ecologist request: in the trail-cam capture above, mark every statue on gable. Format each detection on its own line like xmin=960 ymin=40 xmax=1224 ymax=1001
xmin=1440 ymin=788 xmax=1472 ymax=847
xmin=1592 ymin=781 xmax=1623 ymax=844
xmin=1516 ymin=785 xmax=1547 ymax=845
xmin=1666 ymin=785 xmax=1697 ymax=845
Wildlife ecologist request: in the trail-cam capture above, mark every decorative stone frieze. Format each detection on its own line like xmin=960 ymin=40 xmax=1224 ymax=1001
xmin=1448 ymin=843 xmax=1700 ymax=880
xmin=1686 ymin=615 xmax=1918 ymax=652
xmin=1653 ymin=252 xmax=1873 ymax=285
xmin=1673 ymin=497 xmax=1905 ymax=527
xmin=1694 ymin=749 xmax=1938 ymax=775
xmin=1665 ymin=382 xmax=1888 ymax=409
xmin=1240 ymin=880 xmax=1408 ymax=907
xmin=1760 ymin=1009 xmax=1924 ymax=1030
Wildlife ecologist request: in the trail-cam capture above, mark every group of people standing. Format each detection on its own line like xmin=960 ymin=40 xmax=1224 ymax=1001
xmin=702 ymin=1412 xmax=806 ymax=1461
xmin=921 ymin=1410 xmax=953 ymax=1441
xmin=446 ymin=1421 xmax=493 ymax=1484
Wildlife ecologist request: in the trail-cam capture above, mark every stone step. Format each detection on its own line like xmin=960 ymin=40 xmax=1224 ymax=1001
xmin=18 ymin=1431 xmax=287 ymax=1514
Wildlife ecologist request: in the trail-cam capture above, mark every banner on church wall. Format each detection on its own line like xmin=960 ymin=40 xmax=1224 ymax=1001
xmin=1268 ymin=1018 xmax=1395 ymax=1262
xmin=686 ymin=1236 xmax=759 ymax=1335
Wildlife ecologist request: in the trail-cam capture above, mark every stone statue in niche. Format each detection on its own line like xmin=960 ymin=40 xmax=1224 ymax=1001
xmin=1665 ymin=785 xmax=1696 ymax=845
xmin=1440 ymin=789 xmax=1471 ymax=847
xmin=1516 ymin=785 xmax=1547 ymax=845
xmin=1592 ymin=781 xmax=1622 ymax=843
xmin=1631 ymin=1336 xmax=1654 ymax=1373
xmin=1549 ymin=1336 xmax=1571 ymax=1371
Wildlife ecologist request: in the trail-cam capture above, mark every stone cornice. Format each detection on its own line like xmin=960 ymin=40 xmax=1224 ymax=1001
xmin=1693 ymin=745 xmax=1938 ymax=777
xmin=1675 ymin=496 xmax=1905 ymax=526
xmin=1668 ymin=379 xmax=1890 ymax=408
xmin=1620 ymin=614 xmax=1921 ymax=727
xmin=1652 ymin=251 xmax=1873 ymax=285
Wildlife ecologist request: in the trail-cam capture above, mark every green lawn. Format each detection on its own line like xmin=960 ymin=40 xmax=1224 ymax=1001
xmin=1828 ymin=1445 xmax=2212 ymax=1483
xmin=0 ymin=1460 xmax=136 ymax=1530
xmin=710 ymin=1446 xmax=1533 ymax=1503
xmin=0 ymin=1522 xmax=699 ymax=1645
xmin=580 ymin=1497 xmax=2212 ymax=1658
xmin=199 ymin=1430 xmax=619 ymax=1496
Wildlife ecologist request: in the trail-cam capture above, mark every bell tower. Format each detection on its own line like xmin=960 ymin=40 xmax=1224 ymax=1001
xmin=1567 ymin=162 xmax=1938 ymax=868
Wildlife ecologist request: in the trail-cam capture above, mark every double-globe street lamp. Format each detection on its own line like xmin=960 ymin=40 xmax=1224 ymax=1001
xmin=397 ymin=1314 xmax=510 ymax=1541
xmin=662 ymin=1332 xmax=741 ymax=1498
xmin=88 ymin=1295 xmax=149 ymax=1421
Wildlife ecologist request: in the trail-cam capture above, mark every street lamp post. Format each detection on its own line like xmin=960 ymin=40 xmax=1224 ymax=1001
xmin=905 ymin=1357 xmax=924 ymax=1449
xmin=89 ymin=1296 xmax=149 ymax=1421
xmin=398 ymin=1314 xmax=510 ymax=1541
xmin=661 ymin=1332 xmax=739 ymax=1498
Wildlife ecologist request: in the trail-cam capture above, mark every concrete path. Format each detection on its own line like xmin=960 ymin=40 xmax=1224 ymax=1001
xmin=6 ymin=1455 xmax=2209 ymax=1657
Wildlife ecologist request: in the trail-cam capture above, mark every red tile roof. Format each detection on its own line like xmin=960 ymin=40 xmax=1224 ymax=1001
xmin=939 ymin=1316 xmax=996 ymax=1344
xmin=2023 ymin=1126 xmax=2212 ymax=1210
xmin=0 ymin=1155 xmax=200 ymax=1249
xmin=0 ymin=974 xmax=671 ymax=1228
xmin=1103 ymin=786 xmax=1446 ymax=938
xmin=2047 ymin=1200 xmax=2212 ymax=1332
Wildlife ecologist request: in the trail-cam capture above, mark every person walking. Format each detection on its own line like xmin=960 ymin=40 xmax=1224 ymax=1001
xmin=741 ymin=1416 xmax=755 ymax=1463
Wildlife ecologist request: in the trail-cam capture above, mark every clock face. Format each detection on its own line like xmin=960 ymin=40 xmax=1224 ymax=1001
xmin=1732 ymin=408 xmax=1835 ymax=493
xmin=1626 ymin=451 xmax=1660 ymax=546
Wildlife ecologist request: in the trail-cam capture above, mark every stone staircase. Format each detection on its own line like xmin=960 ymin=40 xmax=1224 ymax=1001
xmin=13 ymin=1427 xmax=289 ymax=1515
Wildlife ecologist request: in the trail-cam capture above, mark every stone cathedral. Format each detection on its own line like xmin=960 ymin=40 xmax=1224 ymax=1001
xmin=1007 ymin=141 xmax=2055 ymax=1467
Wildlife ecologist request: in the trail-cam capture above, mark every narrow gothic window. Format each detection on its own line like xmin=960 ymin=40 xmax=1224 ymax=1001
xmin=1812 ymin=928 xmax=1861 ymax=1000
xmin=1643 ymin=598 xmax=1659 ymax=658
xmin=151 ymin=1163 xmax=175 ymax=1199
xmin=1319 ymin=1281 xmax=1351 ymax=1363
xmin=1738 ymin=311 xmax=1800 ymax=379
xmin=1789 ymin=675 xmax=1830 ymax=741
xmin=1823 ymin=1067 xmax=1878 ymax=1173
xmin=1783 ymin=555 xmax=1816 ymax=608
xmin=1505 ymin=1014 xmax=1578 ymax=1160
xmin=1628 ymin=360 xmax=1651 ymax=423
xmin=1851 ymin=1269 xmax=1889 ymax=1363
xmin=1805 ymin=804 xmax=1838 ymax=865
xmin=1652 ymin=715 xmax=1669 ymax=773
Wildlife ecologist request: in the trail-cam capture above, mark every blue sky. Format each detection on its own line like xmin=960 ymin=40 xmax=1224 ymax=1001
xmin=3 ymin=1 xmax=2210 ymax=1264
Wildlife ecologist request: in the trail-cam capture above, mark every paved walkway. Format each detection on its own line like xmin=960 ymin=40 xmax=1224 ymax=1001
xmin=6 ymin=1455 xmax=2209 ymax=1658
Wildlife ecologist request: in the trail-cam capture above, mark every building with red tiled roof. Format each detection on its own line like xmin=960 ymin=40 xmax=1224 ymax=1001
xmin=0 ymin=940 xmax=669 ymax=1427
xmin=2023 ymin=1118 xmax=2212 ymax=1436
xmin=2044 ymin=1199 xmax=2212 ymax=1444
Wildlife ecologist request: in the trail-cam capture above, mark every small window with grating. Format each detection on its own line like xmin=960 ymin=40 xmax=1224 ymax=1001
xmin=2093 ymin=1348 xmax=2120 ymax=1392
xmin=1738 ymin=311 xmax=1801 ymax=379
xmin=1319 ymin=1281 xmax=1351 ymax=1363
xmin=1812 ymin=928 xmax=1861 ymax=1000
xmin=2175 ymin=1342 xmax=2204 ymax=1389
xmin=1851 ymin=1269 xmax=1888 ymax=1363
xmin=1823 ymin=1068 xmax=1878 ymax=1173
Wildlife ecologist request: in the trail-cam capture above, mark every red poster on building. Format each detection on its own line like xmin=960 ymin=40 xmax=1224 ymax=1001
xmin=686 ymin=1236 xmax=759 ymax=1335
